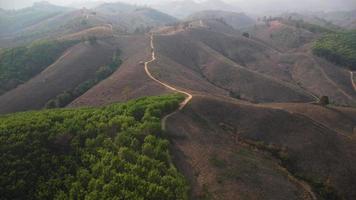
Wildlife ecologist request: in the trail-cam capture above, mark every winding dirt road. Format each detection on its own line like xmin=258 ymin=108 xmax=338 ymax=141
xmin=144 ymin=34 xmax=192 ymax=130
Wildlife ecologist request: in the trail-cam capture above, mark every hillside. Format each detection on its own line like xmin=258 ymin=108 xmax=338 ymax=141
xmin=0 ymin=2 xmax=70 ymax=37
xmin=167 ymin=95 xmax=356 ymax=199
xmin=313 ymin=30 xmax=356 ymax=70
xmin=0 ymin=39 xmax=78 ymax=95
xmin=153 ymin=0 xmax=241 ymax=19
xmin=0 ymin=94 xmax=188 ymax=200
xmin=187 ymin=10 xmax=255 ymax=29
xmin=0 ymin=2 xmax=177 ymax=48
xmin=0 ymin=39 xmax=117 ymax=114
xmin=1 ymin=3 xmax=356 ymax=200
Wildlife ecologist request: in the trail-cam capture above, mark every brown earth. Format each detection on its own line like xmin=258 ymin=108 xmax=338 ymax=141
xmin=167 ymin=95 xmax=356 ymax=200
xmin=69 ymin=35 xmax=171 ymax=107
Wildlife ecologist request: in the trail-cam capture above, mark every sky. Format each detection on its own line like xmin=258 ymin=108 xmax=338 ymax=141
xmin=1 ymin=0 xmax=355 ymax=12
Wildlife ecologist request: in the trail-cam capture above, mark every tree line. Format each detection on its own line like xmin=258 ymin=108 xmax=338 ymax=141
xmin=313 ymin=31 xmax=356 ymax=70
xmin=45 ymin=48 xmax=123 ymax=108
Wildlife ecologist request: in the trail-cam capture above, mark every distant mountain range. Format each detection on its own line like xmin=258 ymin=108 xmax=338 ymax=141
xmin=153 ymin=0 xmax=242 ymax=19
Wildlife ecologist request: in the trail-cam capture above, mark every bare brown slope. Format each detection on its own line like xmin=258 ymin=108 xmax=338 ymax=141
xmin=167 ymin=95 xmax=356 ymax=200
xmin=69 ymin=35 xmax=171 ymax=107
xmin=0 ymin=40 xmax=114 ymax=114
xmin=155 ymin=20 xmax=356 ymax=105
xmin=152 ymin=30 xmax=314 ymax=103
xmin=250 ymin=20 xmax=316 ymax=51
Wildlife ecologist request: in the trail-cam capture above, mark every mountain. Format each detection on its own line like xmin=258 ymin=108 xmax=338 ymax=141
xmin=94 ymin=3 xmax=178 ymax=32
xmin=0 ymin=2 xmax=71 ymax=37
xmin=153 ymin=0 xmax=241 ymax=19
xmin=187 ymin=10 xmax=255 ymax=29
xmin=69 ymin=19 xmax=356 ymax=199
xmin=0 ymin=2 xmax=177 ymax=48
xmin=1 ymin=3 xmax=356 ymax=200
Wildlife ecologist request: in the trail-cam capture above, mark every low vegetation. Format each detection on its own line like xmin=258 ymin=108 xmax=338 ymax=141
xmin=0 ymin=94 xmax=188 ymax=200
xmin=0 ymin=39 xmax=78 ymax=95
xmin=241 ymin=138 xmax=341 ymax=200
xmin=45 ymin=49 xmax=122 ymax=108
xmin=313 ymin=31 xmax=356 ymax=70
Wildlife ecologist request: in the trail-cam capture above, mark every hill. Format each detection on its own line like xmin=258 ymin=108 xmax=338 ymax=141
xmin=0 ymin=39 xmax=118 ymax=114
xmin=153 ymin=0 xmax=241 ymax=19
xmin=0 ymin=94 xmax=188 ymax=200
xmin=166 ymin=95 xmax=356 ymax=199
xmin=0 ymin=39 xmax=78 ymax=95
xmin=187 ymin=10 xmax=255 ymax=29
xmin=94 ymin=3 xmax=177 ymax=33
xmin=150 ymin=20 xmax=355 ymax=105
xmin=0 ymin=2 xmax=177 ymax=48
xmin=313 ymin=30 xmax=356 ymax=70
xmin=0 ymin=2 xmax=71 ymax=37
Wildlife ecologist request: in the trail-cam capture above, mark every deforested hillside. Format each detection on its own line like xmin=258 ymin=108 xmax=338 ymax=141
xmin=0 ymin=38 xmax=119 ymax=114
xmin=94 ymin=3 xmax=178 ymax=33
xmin=0 ymin=2 xmax=177 ymax=48
xmin=166 ymin=95 xmax=356 ymax=200
xmin=0 ymin=94 xmax=188 ymax=200
xmin=147 ymin=19 xmax=356 ymax=105
xmin=153 ymin=0 xmax=241 ymax=19
xmin=187 ymin=10 xmax=255 ymax=29
xmin=249 ymin=20 xmax=317 ymax=51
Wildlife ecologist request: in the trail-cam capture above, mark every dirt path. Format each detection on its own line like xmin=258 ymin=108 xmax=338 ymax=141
xmin=144 ymin=34 xmax=193 ymax=130
xmin=351 ymin=71 xmax=356 ymax=91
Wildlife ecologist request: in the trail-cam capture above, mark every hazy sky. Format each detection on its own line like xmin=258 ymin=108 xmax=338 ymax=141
xmin=1 ymin=0 xmax=355 ymax=12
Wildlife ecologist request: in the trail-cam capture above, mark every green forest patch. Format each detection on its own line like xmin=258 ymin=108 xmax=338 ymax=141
xmin=313 ymin=31 xmax=356 ymax=70
xmin=0 ymin=94 xmax=188 ymax=200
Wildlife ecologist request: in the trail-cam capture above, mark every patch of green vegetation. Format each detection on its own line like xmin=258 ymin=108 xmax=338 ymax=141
xmin=313 ymin=31 xmax=356 ymax=70
xmin=229 ymin=91 xmax=241 ymax=99
xmin=45 ymin=49 xmax=122 ymax=108
xmin=0 ymin=94 xmax=187 ymax=200
xmin=209 ymin=154 xmax=226 ymax=168
xmin=0 ymin=39 xmax=79 ymax=95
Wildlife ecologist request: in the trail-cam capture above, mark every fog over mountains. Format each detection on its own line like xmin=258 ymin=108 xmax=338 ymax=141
xmin=1 ymin=0 xmax=355 ymax=12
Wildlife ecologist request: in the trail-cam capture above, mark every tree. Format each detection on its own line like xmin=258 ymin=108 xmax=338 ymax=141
xmin=319 ymin=96 xmax=329 ymax=106
xmin=242 ymin=32 xmax=250 ymax=38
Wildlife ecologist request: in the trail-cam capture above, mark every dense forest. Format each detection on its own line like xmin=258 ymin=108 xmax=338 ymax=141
xmin=313 ymin=31 xmax=356 ymax=70
xmin=0 ymin=39 xmax=78 ymax=95
xmin=0 ymin=94 xmax=188 ymax=200
xmin=45 ymin=48 xmax=122 ymax=108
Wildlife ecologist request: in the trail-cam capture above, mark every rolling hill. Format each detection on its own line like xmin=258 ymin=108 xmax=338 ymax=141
xmin=0 ymin=39 xmax=117 ymax=114
xmin=0 ymin=2 xmax=177 ymax=48
xmin=187 ymin=10 xmax=255 ymax=30
xmin=1 ymin=4 xmax=356 ymax=200
xmin=153 ymin=0 xmax=241 ymax=19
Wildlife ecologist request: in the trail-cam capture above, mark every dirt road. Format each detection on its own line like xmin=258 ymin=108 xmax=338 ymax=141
xmin=144 ymin=34 xmax=193 ymax=130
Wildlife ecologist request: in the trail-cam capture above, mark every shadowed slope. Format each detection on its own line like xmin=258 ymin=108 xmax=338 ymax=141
xmin=0 ymin=40 xmax=114 ymax=114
